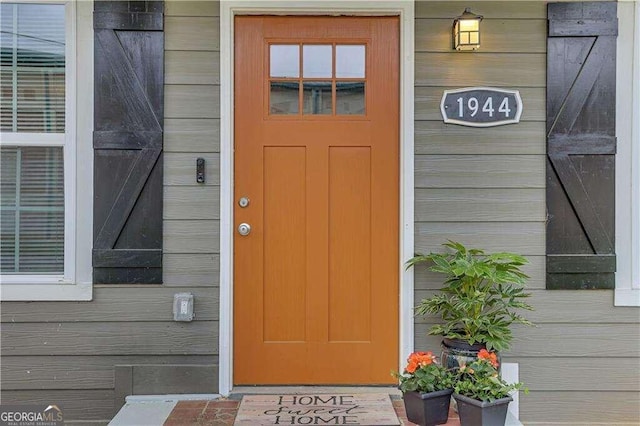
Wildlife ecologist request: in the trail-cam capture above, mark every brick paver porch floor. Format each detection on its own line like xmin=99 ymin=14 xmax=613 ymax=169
xmin=163 ymin=398 xmax=461 ymax=426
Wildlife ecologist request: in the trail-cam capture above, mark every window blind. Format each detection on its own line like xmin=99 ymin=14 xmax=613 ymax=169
xmin=0 ymin=3 xmax=65 ymax=132
xmin=0 ymin=3 xmax=66 ymax=274
xmin=1 ymin=147 xmax=64 ymax=273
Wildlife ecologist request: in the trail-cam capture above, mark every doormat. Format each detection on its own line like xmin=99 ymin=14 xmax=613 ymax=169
xmin=234 ymin=394 xmax=400 ymax=425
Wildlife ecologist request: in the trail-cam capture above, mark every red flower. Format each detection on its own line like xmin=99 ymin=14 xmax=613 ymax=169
xmin=478 ymin=349 xmax=499 ymax=368
xmin=406 ymin=359 xmax=419 ymax=374
xmin=404 ymin=351 xmax=436 ymax=374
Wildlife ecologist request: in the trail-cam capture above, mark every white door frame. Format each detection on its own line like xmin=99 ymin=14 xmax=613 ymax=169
xmin=219 ymin=0 xmax=415 ymax=395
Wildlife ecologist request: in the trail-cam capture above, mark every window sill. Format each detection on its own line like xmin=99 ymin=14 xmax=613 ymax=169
xmin=0 ymin=281 xmax=92 ymax=301
xmin=1 ymin=275 xmax=67 ymax=284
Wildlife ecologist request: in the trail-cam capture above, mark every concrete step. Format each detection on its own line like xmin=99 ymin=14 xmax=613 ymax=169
xmin=109 ymin=394 xmax=220 ymax=426
xmin=109 ymin=392 xmax=523 ymax=426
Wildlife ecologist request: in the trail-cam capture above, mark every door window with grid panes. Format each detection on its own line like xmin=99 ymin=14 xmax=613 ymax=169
xmin=269 ymin=44 xmax=366 ymax=116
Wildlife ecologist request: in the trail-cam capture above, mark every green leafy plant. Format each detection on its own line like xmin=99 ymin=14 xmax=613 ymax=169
xmin=407 ymin=240 xmax=534 ymax=352
xmin=454 ymin=349 xmax=526 ymax=402
xmin=393 ymin=351 xmax=454 ymax=393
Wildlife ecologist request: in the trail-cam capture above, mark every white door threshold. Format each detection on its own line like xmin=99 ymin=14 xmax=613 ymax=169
xmin=231 ymin=386 xmax=402 ymax=397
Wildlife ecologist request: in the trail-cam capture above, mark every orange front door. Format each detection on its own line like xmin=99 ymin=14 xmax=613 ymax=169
xmin=233 ymin=16 xmax=399 ymax=384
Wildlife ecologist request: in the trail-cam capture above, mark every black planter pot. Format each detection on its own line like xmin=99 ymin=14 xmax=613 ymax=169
xmin=402 ymin=388 xmax=453 ymax=426
xmin=452 ymin=393 xmax=513 ymax=426
xmin=440 ymin=338 xmax=501 ymax=372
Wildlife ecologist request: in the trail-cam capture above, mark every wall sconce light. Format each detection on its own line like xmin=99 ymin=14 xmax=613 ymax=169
xmin=453 ymin=8 xmax=483 ymax=51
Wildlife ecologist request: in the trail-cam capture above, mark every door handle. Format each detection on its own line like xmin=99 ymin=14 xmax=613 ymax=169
xmin=238 ymin=223 xmax=251 ymax=236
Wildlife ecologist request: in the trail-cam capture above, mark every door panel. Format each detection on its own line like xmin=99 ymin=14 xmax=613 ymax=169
xmin=328 ymin=147 xmax=372 ymax=342
xmin=263 ymin=146 xmax=307 ymax=342
xmin=234 ymin=16 xmax=399 ymax=384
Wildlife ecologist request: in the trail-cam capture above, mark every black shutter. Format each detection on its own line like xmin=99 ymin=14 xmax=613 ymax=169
xmin=93 ymin=1 xmax=164 ymax=284
xmin=546 ymin=2 xmax=617 ymax=289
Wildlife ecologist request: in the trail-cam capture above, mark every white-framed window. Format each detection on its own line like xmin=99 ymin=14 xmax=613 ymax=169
xmin=0 ymin=0 xmax=92 ymax=301
xmin=615 ymin=0 xmax=640 ymax=306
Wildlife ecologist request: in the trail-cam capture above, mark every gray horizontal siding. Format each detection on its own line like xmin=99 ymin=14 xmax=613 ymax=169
xmin=415 ymin=323 xmax=640 ymax=357
xmin=514 ymin=358 xmax=640 ymax=392
xmin=414 ymin=290 xmax=640 ymax=324
xmin=159 ymin=2 xmax=222 ymax=412
xmin=415 ymin=155 xmax=546 ymax=188
xmin=165 ymin=186 xmax=221 ymax=219
xmin=165 ymin=17 xmax=220 ymax=51
xmin=162 ymin=2 xmax=221 ymax=291
xmin=165 ymin=85 xmax=220 ymax=118
xmin=415 ymin=53 xmax=546 ymax=87
xmin=415 ymin=2 xmax=546 ymax=19
xmin=164 ymin=253 xmax=220 ymax=287
xmin=520 ymin=392 xmax=640 ymax=423
xmin=166 ymin=51 xmax=220 ymax=84
xmin=1 ymin=287 xmax=219 ymax=322
xmin=115 ymin=364 xmax=218 ymax=403
xmin=2 ymin=355 xmax=217 ymax=390
xmin=165 ymin=153 xmax=220 ymax=185
xmin=165 ymin=119 xmax=220 ymax=153
xmin=165 ymin=1 xmax=219 ymax=17
xmin=415 ymin=121 xmax=546 ymax=155
xmin=415 ymin=222 xmax=545 ymax=255
xmin=0 ymin=4 xmax=222 ymax=423
xmin=415 ymin=188 xmax=545 ymax=222
xmin=1 ymin=321 xmax=218 ymax=356
xmin=162 ymin=3 xmax=221 ymax=310
xmin=0 ymin=390 xmax=116 ymax=422
xmin=164 ymin=220 xmax=220 ymax=253
xmin=414 ymin=3 xmax=639 ymax=424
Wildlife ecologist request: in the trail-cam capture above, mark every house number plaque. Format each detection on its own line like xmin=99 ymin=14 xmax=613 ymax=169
xmin=440 ymin=87 xmax=522 ymax=127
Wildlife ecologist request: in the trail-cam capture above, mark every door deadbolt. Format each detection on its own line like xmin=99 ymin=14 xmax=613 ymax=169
xmin=238 ymin=197 xmax=250 ymax=208
xmin=238 ymin=223 xmax=251 ymax=236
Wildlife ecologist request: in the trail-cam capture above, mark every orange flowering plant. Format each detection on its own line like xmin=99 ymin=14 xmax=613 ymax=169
xmin=393 ymin=351 xmax=454 ymax=393
xmin=454 ymin=349 xmax=526 ymax=402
